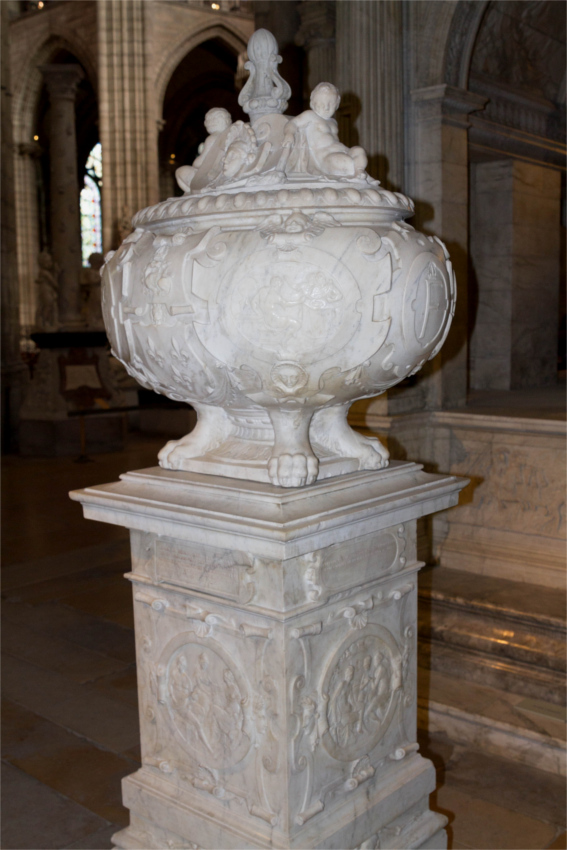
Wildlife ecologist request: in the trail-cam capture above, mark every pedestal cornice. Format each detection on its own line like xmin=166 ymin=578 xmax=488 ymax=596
xmin=71 ymin=463 xmax=466 ymax=561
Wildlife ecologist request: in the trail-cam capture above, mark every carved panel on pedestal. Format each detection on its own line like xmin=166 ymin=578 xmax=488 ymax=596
xmin=321 ymin=629 xmax=400 ymax=762
xmin=159 ymin=638 xmax=251 ymax=769
xmin=155 ymin=538 xmax=257 ymax=604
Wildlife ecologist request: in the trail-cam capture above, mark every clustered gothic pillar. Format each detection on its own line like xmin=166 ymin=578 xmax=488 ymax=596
xmin=14 ymin=141 xmax=42 ymax=333
xmin=2 ymin=0 xmax=26 ymax=448
xmin=335 ymin=0 xmax=404 ymax=189
xmin=2 ymin=0 xmax=22 ymax=371
xmin=40 ymin=64 xmax=84 ymax=329
xmin=295 ymin=1 xmax=336 ymax=97
xmin=97 ymin=0 xmax=160 ymax=251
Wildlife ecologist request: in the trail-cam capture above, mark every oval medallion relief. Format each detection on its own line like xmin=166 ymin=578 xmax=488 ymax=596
xmin=321 ymin=630 xmax=399 ymax=761
xmin=164 ymin=641 xmax=251 ymax=769
xmin=402 ymin=253 xmax=452 ymax=353
xmin=222 ymin=248 xmax=362 ymax=363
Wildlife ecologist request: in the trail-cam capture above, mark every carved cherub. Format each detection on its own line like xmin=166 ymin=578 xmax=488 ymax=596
xmin=176 ymin=108 xmax=260 ymax=192
xmin=280 ymin=82 xmax=367 ymax=179
xmin=35 ymin=250 xmax=59 ymax=331
xmin=176 ymin=107 xmax=232 ymax=193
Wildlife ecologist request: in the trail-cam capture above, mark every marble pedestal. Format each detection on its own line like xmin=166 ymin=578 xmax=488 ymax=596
xmin=70 ymin=462 xmax=465 ymax=850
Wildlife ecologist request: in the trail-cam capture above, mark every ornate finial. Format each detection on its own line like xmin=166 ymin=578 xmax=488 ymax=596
xmin=238 ymin=29 xmax=291 ymax=122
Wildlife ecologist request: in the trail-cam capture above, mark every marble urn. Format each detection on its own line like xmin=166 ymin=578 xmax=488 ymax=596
xmin=102 ymin=29 xmax=456 ymax=488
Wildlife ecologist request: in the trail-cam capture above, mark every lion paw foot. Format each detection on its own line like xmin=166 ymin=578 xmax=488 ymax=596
xmin=268 ymin=453 xmax=319 ymax=488
xmin=158 ymin=439 xmax=186 ymax=469
xmin=158 ymin=436 xmax=209 ymax=469
xmin=356 ymin=437 xmax=389 ymax=470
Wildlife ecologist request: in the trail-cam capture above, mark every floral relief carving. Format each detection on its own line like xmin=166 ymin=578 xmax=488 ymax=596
xmin=260 ymin=210 xmax=338 ymax=251
xmin=301 ymin=552 xmax=324 ymax=601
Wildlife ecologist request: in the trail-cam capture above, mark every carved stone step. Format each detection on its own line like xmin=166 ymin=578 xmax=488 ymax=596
xmin=418 ymin=567 xmax=566 ymax=705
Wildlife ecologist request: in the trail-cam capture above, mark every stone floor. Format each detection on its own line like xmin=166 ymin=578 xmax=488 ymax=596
xmin=2 ymin=434 xmax=566 ymax=850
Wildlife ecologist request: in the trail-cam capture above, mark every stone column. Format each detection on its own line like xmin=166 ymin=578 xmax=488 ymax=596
xmin=409 ymin=85 xmax=486 ymax=410
xmin=14 ymin=142 xmax=42 ymax=335
xmin=1 ymin=0 xmax=27 ymax=449
xmin=469 ymin=159 xmax=561 ymax=390
xmin=97 ymin=0 xmax=160 ymax=252
xmin=71 ymin=464 xmax=465 ymax=850
xmin=40 ymin=64 xmax=84 ymax=329
xmin=335 ymin=0 xmax=404 ymax=189
xmin=295 ymin=1 xmax=336 ymax=97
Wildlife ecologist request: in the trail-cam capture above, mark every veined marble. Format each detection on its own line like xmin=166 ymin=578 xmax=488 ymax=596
xmin=70 ymin=463 xmax=466 ymax=849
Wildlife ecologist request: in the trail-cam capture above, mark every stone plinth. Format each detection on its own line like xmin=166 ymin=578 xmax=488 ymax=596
xmin=71 ymin=463 xmax=465 ymax=849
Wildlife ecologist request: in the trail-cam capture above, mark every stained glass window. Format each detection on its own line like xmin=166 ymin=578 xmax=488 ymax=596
xmin=80 ymin=143 xmax=102 ymax=265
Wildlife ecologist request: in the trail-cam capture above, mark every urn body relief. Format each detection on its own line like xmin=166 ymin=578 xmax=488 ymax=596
xmin=101 ymin=29 xmax=456 ymax=489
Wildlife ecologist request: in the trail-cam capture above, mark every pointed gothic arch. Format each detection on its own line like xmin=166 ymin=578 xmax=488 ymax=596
xmin=443 ymin=1 xmax=490 ymax=89
xmin=155 ymin=22 xmax=247 ymax=118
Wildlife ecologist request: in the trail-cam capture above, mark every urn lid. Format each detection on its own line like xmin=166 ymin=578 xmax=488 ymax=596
xmin=133 ymin=29 xmax=413 ymax=231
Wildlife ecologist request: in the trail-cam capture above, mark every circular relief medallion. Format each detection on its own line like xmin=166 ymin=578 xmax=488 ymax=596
xmin=222 ymin=248 xmax=361 ymax=363
xmin=321 ymin=631 xmax=399 ymax=761
xmin=165 ymin=642 xmax=251 ymax=769
xmin=402 ymin=253 xmax=453 ymax=353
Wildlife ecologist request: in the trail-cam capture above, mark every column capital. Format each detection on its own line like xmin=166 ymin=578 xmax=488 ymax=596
xmin=18 ymin=141 xmax=43 ymax=159
xmin=40 ymin=64 xmax=84 ymax=102
xmin=295 ymin=0 xmax=335 ymax=50
xmin=411 ymin=84 xmax=487 ymax=128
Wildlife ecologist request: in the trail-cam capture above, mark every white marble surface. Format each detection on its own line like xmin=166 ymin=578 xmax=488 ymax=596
xmin=70 ymin=465 xmax=465 ymax=849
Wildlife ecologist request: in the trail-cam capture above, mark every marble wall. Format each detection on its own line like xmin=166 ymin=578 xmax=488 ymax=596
xmin=470 ymin=160 xmax=561 ymax=390
xmin=350 ymin=408 xmax=566 ymax=590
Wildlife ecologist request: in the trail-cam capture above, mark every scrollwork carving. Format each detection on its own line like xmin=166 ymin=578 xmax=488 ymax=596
xmin=301 ymin=552 xmax=324 ymax=602
xmin=260 ymin=210 xmax=338 ymax=251
xmin=345 ymin=754 xmax=375 ymax=791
